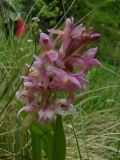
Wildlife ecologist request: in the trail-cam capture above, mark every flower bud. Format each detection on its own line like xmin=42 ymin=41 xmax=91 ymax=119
xmin=90 ymin=33 xmax=101 ymax=41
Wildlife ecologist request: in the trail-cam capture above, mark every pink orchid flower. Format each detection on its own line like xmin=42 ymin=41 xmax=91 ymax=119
xmin=17 ymin=18 xmax=101 ymax=124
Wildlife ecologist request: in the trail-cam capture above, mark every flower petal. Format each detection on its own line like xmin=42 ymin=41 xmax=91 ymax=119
xmin=65 ymin=18 xmax=73 ymax=33
xmin=90 ymin=33 xmax=101 ymax=41
xmin=43 ymin=50 xmax=58 ymax=63
xmin=16 ymin=90 xmax=28 ymax=101
xmin=38 ymin=105 xmax=55 ymax=123
xmin=48 ymin=66 xmax=82 ymax=92
xmin=48 ymin=29 xmax=64 ymax=36
xmin=71 ymin=23 xmax=85 ymax=38
xmin=40 ymin=33 xmax=53 ymax=50
xmin=72 ymin=72 xmax=88 ymax=87
xmin=64 ymin=57 xmax=83 ymax=69
xmin=55 ymin=102 xmax=76 ymax=116
xmin=84 ymin=47 xmax=98 ymax=58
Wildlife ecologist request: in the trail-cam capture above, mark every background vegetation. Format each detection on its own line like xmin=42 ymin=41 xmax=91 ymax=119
xmin=0 ymin=0 xmax=120 ymax=159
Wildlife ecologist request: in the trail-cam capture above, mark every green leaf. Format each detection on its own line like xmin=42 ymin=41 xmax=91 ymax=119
xmin=30 ymin=129 xmax=42 ymax=160
xmin=30 ymin=123 xmax=53 ymax=160
xmin=51 ymin=115 xmax=66 ymax=160
xmin=42 ymin=130 xmax=53 ymax=160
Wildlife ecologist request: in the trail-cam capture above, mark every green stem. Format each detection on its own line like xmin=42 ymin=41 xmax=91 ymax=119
xmin=30 ymin=129 xmax=42 ymax=160
xmin=51 ymin=115 xmax=66 ymax=160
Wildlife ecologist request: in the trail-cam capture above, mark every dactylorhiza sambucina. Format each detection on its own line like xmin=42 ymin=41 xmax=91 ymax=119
xmin=16 ymin=18 xmax=101 ymax=124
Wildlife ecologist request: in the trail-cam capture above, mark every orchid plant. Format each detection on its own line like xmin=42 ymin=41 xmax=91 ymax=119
xmin=16 ymin=18 xmax=101 ymax=160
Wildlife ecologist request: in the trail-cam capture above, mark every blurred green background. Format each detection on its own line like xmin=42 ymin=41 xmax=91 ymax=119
xmin=13 ymin=0 xmax=120 ymax=64
xmin=0 ymin=0 xmax=120 ymax=159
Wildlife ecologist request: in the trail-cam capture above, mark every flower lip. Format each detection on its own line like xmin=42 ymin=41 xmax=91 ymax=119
xmin=38 ymin=104 xmax=55 ymax=124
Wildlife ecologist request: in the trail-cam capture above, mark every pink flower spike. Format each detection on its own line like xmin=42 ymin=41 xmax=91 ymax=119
xmin=16 ymin=17 xmax=101 ymax=124
xmin=40 ymin=33 xmax=53 ymax=50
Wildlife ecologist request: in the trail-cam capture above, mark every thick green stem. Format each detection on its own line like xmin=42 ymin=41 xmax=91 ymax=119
xmin=30 ymin=129 xmax=42 ymax=160
xmin=51 ymin=115 xmax=66 ymax=160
